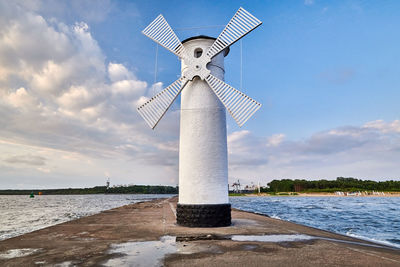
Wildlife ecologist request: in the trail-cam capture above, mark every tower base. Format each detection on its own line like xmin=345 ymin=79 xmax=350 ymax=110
xmin=176 ymin=203 xmax=231 ymax=227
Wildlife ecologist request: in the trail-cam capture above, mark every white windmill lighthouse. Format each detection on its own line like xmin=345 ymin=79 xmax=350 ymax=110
xmin=138 ymin=7 xmax=262 ymax=227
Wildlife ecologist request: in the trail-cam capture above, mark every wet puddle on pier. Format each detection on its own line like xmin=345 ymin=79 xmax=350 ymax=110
xmin=103 ymin=233 xmax=399 ymax=266
xmin=103 ymin=234 xmax=317 ymax=267
xmin=0 ymin=248 xmax=42 ymax=259
xmin=103 ymin=236 xmax=221 ymax=267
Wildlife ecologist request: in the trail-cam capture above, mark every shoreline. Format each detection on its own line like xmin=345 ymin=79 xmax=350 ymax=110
xmin=237 ymin=192 xmax=400 ymax=197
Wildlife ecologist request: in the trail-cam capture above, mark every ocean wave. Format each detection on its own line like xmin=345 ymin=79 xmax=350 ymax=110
xmin=0 ymin=194 xmax=172 ymax=241
xmin=346 ymin=232 xmax=400 ymax=249
xmin=231 ymin=196 xmax=400 ymax=249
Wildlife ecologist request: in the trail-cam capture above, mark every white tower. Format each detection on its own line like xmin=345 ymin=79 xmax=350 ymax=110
xmin=138 ymin=8 xmax=262 ymax=227
xmin=178 ymin=37 xmax=230 ymax=226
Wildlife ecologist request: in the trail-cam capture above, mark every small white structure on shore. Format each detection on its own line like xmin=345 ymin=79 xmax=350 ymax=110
xmin=137 ymin=8 xmax=262 ymax=227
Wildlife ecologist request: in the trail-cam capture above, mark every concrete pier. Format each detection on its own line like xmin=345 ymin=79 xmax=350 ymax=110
xmin=1 ymin=197 xmax=399 ymax=266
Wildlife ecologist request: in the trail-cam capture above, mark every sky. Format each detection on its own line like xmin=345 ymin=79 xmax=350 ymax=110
xmin=0 ymin=0 xmax=399 ymax=189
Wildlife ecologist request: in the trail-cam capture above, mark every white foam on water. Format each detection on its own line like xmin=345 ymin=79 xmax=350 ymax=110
xmin=231 ymin=234 xmax=400 ymax=251
xmin=0 ymin=248 xmax=42 ymax=259
xmin=231 ymin=234 xmax=315 ymax=242
xmin=270 ymin=214 xmax=282 ymax=220
xmin=346 ymin=232 xmax=400 ymax=249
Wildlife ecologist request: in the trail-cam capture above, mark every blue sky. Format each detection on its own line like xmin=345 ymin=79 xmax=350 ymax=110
xmin=93 ymin=0 xmax=400 ymax=138
xmin=0 ymin=0 xmax=399 ymax=189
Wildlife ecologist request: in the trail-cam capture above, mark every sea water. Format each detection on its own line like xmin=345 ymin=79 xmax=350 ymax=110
xmin=1 ymin=195 xmax=399 ymax=249
xmin=230 ymin=196 xmax=400 ymax=248
xmin=0 ymin=194 xmax=173 ymax=241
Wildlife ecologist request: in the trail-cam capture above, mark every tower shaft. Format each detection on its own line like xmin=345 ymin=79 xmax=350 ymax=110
xmin=177 ymin=37 xmax=230 ymax=227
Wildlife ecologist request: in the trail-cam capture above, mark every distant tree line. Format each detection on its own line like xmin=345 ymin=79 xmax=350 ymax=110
xmin=265 ymin=177 xmax=400 ymax=193
xmin=0 ymin=185 xmax=178 ymax=195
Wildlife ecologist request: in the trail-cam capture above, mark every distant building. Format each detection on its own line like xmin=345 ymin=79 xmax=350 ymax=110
xmin=106 ymin=178 xmax=110 ymax=190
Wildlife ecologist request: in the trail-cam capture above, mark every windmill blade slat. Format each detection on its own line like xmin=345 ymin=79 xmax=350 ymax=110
xmin=220 ymin=85 xmax=236 ymax=102
xmin=206 ymin=7 xmax=262 ymax=59
xmin=157 ymin=94 xmax=170 ymax=107
xmin=224 ymin=27 xmax=240 ymax=40
xmin=147 ymin=18 xmax=166 ymax=36
xmin=235 ymin=99 xmax=254 ymax=121
xmin=237 ymin=102 xmax=258 ymax=124
xmin=218 ymin=86 xmax=231 ymax=100
xmin=157 ymin=30 xmax=173 ymax=44
xmin=225 ymin=91 xmax=242 ymax=107
xmin=152 ymin=24 xmax=173 ymax=44
xmin=237 ymin=11 xmax=255 ymax=27
xmin=142 ymin=14 xmax=185 ymax=58
xmin=137 ymin=78 xmax=187 ymax=129
xmin=145 ymin=111 xmax=158 ymax=126
xmin=163 ymin=89 xmax=175 ymax=101
xmin=230 ymin=95 xmax=248 ymax=113
xmin=231 ymin=16 xmax=251 ymax=32
xmin=146 ymin=107 xmax=159 ymax=121
xmin=233 ymin=95 xmax=252 ymax=114
xmin=156 ymin=91 xmax=169 ymax=105
xmin=238 ymin=104 xmax=259 ymax=126
xmin=205 ymin=74 xmax=261 ymax=127
xmin=221 ymin=92 xmax=234 ymax=104
xmin=138 ymin=108 xmax=156 ymax=128
xmin=241 ymin=8 xmax=260 ymax=24
xmin=148 ymin=18 xmax=169 ymax=38
xmin=149 ymin=97 xmax=165 ymax=113
xmin=153 ymin=99 xmax=166 ymax=114
xmin=144 ymin=15 xmax=163 ymax=33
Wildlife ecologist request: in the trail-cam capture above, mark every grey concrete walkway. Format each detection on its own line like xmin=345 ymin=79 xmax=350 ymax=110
xmin=1 ymin=197 xmax=399 ymax=266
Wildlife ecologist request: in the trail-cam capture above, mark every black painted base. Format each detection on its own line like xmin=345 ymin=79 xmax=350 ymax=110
xmin=176 ymin=203 xmax=231 ymax=227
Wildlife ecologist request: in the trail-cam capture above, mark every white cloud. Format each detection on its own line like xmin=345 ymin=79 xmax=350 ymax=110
xmin=227 ymin=130 xmax=250 ymax=143
xmin=227 ymin=120 xmax=400 ymax=185
xmin=4 ymin=154 xmax=46 ymax=166
xmin=363 ymin=120 xmax=400 ymax=133
xmin=108 ymin=63 xmax=134 ymax=82
xmin=0 ymin=1 xmax=181 ymax=188
xmin=31 ymin=60 xmax=70 ymax=93
xmin=57 ymin=86 xmax=91 ymax=109
xmin=111 ymin=79 xmax=147 ymax=95
xmin=5 ymin=87 xmax=38 ymax=109
xmin=267 ymin=134 xmax=285 ymax=147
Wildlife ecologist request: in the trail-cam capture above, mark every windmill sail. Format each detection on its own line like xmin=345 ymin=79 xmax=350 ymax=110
xmin=205 ymin=74 xmax=261 ymax=127
xmin=142 ymin=15 xmax=186 ymax=58
xmin=137 ymin=78 xmax=188 ymax=129
xmin=139 ymin=9 xmax=262 ymax=129
xmin=206 ymin=7 xmax=262 ymax=59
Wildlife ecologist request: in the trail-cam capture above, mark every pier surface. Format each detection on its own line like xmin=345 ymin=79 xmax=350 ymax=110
xmin=1 ymin=197 xmax=399 ymax=266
